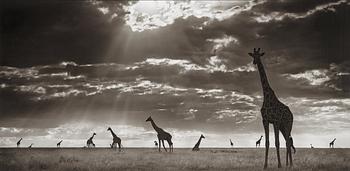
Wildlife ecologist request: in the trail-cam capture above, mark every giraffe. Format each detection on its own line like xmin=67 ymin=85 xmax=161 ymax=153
xmin=154 ymin=141 xmax=158 ymax=147
xmin=57 ymin=140 xmax=63 ymax=148
xmin=230 ymin=139 xmax=233 ymax=148
xmin=86 ymin=133 xmax=96 ymax=148
xmin=329 ymin=138 xmax=336 ymax=148
xmin=146 ymin=116 xmax=173 ymax=152
xmin=28 ymin=143 xmax=33 ymax=148
xmin=248 ymin=48 xmax=294 ymax=168
xmin=256 ymin=136 xmax=263 ymax=148
xmin=107 ymin=127 xmax=122 ymax=151
xmin=310 ymin=144 xmax=314 ymax=148
xmin=17 ymin=138 xmax=22 ymax=148
xmin=192 ymin=134 xmax=205 ymax=151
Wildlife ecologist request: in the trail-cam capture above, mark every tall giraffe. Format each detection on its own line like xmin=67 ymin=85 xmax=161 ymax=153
xmin=57 ymin=140 xmax=63 ymax=148
xmin=146 ymin=116 xmax=173 ymax=152
xmin=17 ymin=138 xmax=22 ymax=148
xmin=248 ymin=48 xmax=294 ymax=168
xmin=107 ymin=127 xmax=122 ymax=151
xmin=256 ymin=136 xmax=263 ymax=148
xmin=86 ymin=133 xmax=96 ymax=148
xmin=192 ymin=134 xmax=205 ymax=151
xmin=329 ymin=138 xmax=336 ymax=148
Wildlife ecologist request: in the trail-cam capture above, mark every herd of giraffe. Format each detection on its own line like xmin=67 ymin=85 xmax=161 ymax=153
xmin=13 ymin=49 xmax=338 ymax=169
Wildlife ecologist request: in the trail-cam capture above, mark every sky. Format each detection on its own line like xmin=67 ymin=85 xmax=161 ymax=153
xmin=0 ymin=0 xmax=349 ymax=148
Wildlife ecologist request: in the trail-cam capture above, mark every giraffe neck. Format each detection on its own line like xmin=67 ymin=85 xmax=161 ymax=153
xmin=90 ymin=134 xmax=95 ymax=139
xmin=197 ymin=137 xmax=203 ymax=145
xmin=255 ymin=58 xmax=273 ymax=95
xmin=109 ymin=129 xmax=117 ymax=138
xmin=150 ymin=120 xmax=162 ymax=133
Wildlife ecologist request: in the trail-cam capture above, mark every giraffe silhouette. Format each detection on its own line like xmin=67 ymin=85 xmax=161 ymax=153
xmin=310 ymin=144 xmax=314 ymax=148
xmin=248 ymin=48 xmax=295 ymax=168
xmin=107 ymin=127 xmax=122 ymax=151
xmin=230 ymin=139 xmax=233 ymax=148
xmin=154 ymin=141 xmax=158 ymax=147
xmin=17 ymin=138 xmax=22 ymax=148
xmin=329 ymin=138 xmax=336 ymax=148
xmin=146 ymin=116 xmax=173 ymax=152
xmin=57 ymin=140 xmax=63 ymax=148
xmin=28 ymin=143 xmax=33 ymax=148
xmin=86 ymin=133 xmax=96 ymax=148
xmin=192 ymin=134 xmax=205 ymax=151
xmin=256 ymin=136 xmax=263 ymax=148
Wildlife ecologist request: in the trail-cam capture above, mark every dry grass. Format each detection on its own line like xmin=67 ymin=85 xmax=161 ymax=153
xmin=0 ymin=148 xmax=349 ymax=171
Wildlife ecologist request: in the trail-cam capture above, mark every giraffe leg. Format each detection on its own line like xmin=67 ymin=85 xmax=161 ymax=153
xmin=263 ymin=120 xmax=269 ymax=169
xmin=118 ymin=142 xmax=121 ymax=152
xmin=279 ymin=124 xmax=289 ymax=166
xmin=158 ymin=139 xmax=161 ymax=152
xmin=273 ymin=124 xmax=282 ymax=168
xmin=162 ymin=140 xmax=167 ymax=152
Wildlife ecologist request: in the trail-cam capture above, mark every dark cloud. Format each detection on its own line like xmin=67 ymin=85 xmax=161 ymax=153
xmin=1 ymin=0 xmax=349 ymax=147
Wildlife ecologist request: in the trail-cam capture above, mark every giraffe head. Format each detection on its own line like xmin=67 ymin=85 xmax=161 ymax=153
xmin=93 ymin=132 xmax=96 ymax=136
xmin=200 ymin=134 xmax=205 ymax=139
xmin=107 ymin=127 xmax=112 ymax=131
xmin=248 ymin=48 xmax=265 ymax=65
xmin=146 ymin=116 xmax=153 ymax=122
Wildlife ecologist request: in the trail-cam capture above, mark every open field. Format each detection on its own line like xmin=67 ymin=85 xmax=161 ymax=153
xmin=0 ymin=148 xmax=349 ymax=171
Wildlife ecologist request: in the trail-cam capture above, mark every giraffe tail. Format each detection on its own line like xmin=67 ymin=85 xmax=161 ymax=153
xmin=289 ymin=136 xmax=296 ymax=154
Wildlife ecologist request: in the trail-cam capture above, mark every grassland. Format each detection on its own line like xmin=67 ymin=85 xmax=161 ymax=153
xmin=0 ymin=148 xmax=349 ymax=171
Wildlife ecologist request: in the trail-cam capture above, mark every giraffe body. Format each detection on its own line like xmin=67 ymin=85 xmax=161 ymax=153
xmin=249 ymin=48 xmax=294 ymax=169
xmin=192 ymin=134 xmax=205 ymax=151
xmin=57 ymin=140 xmax=63 ymax=148
xmin=256 ymin=136 xmax=263 ymax=148
xmin=17 ymin=138 xmax=22 ymax=148
xmin=87 ymin=133 xmax=96 ymax=148
xmin=146 ymin=116 xmax=173 ymax=152
xmin=107 ymin=127 xmax=122 ymax=151
xmin=329 ymin=138 xmax=336 ymax=148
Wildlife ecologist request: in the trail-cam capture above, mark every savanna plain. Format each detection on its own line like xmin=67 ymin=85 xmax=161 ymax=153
xmin=0 ymin=148 xmax=349 ymax=171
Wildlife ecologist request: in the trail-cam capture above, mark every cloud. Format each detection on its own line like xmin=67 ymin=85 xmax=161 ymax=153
xmin=124 ymin=1 xmax=263 ymax=32
xmin=253 ymin=0 xmax=348 ymax=22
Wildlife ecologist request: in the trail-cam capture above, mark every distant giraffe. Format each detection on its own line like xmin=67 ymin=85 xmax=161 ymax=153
xmin=57 ymin=140 xmax=63 ymax=148
xmin=107 ymin=127 xmax=122 ymax=151
xmin=86 ymin=133 xmax=96 ymax=148
xmin=256 ymin=136 xmax=263 ymax=148
xmin=310 ymin=144 xmax=314 ymax=148
xmin=28 ymin=143 xmax=33 ymax=148
xmin=146 ymin=116 xmax=173 ymax=152
xmin=154 ymin=141 xmax=158 ymax=147
xmin=17 ymin=138 xmax=23 ymax=148
xmin=230 ymin=139 xmax=233 ymax=148
xmin=192 ymin=134 xmax=205 ymax=151
xmin=249 ymin=48 xmax=294 ymax=168
xmin=329 ymin=138 xmax=336 ymax=148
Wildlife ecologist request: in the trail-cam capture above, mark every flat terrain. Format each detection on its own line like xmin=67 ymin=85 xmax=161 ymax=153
xmin=0 ymin=148 xmax=349 ymax=171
